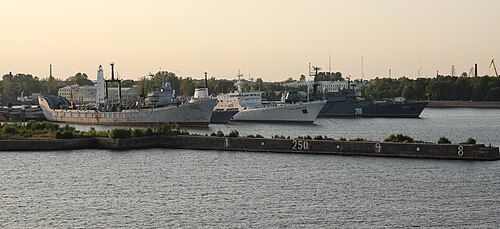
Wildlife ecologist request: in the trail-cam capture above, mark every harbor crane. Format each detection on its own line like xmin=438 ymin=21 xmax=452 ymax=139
xmin=490 ymin=59 xmax=498 ymax=77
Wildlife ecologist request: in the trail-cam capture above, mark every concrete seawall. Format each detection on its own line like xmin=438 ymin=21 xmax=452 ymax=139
xmin=0 ymin=136 xmax=498 ymax=161
xmin=0 ymin=138 xmax=97 ymax=151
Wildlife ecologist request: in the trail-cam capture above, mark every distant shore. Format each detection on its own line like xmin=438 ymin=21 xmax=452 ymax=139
xmin=427 ymin=101 xmax=500 ymax=108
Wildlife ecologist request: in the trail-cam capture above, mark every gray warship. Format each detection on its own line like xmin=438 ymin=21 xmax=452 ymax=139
xmin=285 ymin=79 xmax=427 ymax=118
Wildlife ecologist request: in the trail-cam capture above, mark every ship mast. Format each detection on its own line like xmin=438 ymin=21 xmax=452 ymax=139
xmin=104 ymin=62 xmax=122 ymax=109
xmin=307 ymin=63 xmax=311 ymax=102
xmin=236 ymin=70 xmax=243 ymax=93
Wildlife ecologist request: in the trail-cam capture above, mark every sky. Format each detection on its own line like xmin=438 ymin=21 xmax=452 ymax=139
xmin=1 ymin=0 xmax=499 ymax=81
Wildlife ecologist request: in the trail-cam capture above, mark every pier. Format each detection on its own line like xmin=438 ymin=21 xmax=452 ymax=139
xmin=0 ymin=135 xmax=498 ymax=161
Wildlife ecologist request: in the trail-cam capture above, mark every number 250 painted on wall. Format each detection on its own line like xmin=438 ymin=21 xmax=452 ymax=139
xmin=292 ymin=140 xmax=309 ymax=150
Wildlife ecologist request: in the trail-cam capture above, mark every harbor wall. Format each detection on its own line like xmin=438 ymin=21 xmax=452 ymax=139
xmin=0 ymin=138 xmax=97 ymax=151
xmin=0 ymin=135 xmax=498 ymax=161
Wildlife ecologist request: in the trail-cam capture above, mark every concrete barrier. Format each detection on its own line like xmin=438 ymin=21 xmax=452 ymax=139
xmin=0 ymin=136 xmax=498 ymax=161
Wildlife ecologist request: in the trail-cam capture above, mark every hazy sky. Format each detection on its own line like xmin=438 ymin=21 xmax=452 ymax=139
xmin=1 ymin=0 xmax=499 ymax=81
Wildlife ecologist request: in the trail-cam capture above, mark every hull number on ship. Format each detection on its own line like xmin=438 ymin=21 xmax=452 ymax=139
xmin=292 ymin=140 xmax=309 ymax=150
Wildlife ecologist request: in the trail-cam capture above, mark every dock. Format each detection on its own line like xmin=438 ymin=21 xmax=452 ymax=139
xmin=0 ymin=135 xmax=498 ymax=161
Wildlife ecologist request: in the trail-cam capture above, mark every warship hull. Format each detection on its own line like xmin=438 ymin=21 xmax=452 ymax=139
xmin=231 ymin=100 xmax=327 ymax=123
xmin=319 ymin=100 xmax=428 ymax=118
xmin=210 ymin=110 xmax=239 ymax=124
xmin=39 ymin=96 xmax=217 ymax=127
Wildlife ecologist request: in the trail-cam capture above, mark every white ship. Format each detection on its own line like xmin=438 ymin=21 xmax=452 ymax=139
xmin=215 ymin=72 xmax=326 ymax=123
xmin=39 ymin=65 xmax=217 ymax=127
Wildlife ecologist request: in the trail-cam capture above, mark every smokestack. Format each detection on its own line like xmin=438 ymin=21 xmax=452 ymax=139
xmin=110 ymin=62 xmax=115 ymax=80
xmin=50 ymin=64 xmax=52 ymax=78
xmin=204 ymin=72 xmax=208 ymax=88
xmin=475 ymin=63 xmax=478 ymax=77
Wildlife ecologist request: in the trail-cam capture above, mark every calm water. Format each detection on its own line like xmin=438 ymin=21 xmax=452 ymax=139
xmin=1 ymin=108 xmax=499 ymax=227
xmin=199 ymin=108 xmax=500 ymax=146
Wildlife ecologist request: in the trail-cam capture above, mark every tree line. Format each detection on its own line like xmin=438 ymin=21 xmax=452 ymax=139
xmin=364 ymin=75 xmax=500 ymax=101
xmin=0 ymin=70 xmax=270 ymax=99
xmin=1 ymin=72 xmax=96 ymax=99
xmin=2 ymin=70 xmax=499 ymax=102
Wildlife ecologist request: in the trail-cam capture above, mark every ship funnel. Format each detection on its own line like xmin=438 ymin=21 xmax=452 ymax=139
xmin=475 ymin=63 xmax=478 ymax=77
xmin=110 ymin=62 xmax=115 ymax=80
xmin=204 ymin=72 xmax=208 ymax=88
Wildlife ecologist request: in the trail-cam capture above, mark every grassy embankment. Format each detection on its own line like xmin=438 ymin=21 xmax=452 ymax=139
xmin=0 ymin=120 xmax=188 ymax=140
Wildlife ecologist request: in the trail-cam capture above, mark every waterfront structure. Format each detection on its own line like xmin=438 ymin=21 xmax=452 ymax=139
xmin=0 ymin=134 xmax=497 ymax=161
xmin=284 ymin=80 xmax=368 ymax=94
xmin=58 ymin=84 xmax=136 ymax=105
xmin=58 ymin=85 xmax=96 ymax=104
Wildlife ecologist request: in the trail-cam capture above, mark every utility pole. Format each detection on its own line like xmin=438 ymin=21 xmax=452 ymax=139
xmin=329 ymin=54 xmax=332 ymax=75
xmin=418 ymin=59 xmax=422 ymax=77
xmin=361 ymin=56 xmax=364 ymax=80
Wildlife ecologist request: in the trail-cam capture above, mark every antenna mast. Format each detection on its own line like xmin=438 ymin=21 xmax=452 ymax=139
xmin=236 ymin=70 xmax=243 ymax=93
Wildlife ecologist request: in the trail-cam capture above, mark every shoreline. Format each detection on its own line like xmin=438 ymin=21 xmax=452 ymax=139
xmin=0 ymin=135 xmax=498 ymax=161
xmin=427 ymin=101 xmax=500 ymax=108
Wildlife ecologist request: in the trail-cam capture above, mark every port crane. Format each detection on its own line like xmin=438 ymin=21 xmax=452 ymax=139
xmin=490 ymin=59 xmax=498 ymax=77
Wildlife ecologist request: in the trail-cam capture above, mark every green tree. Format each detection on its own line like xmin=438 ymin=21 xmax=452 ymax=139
xmin=314 ymin=72 xmax=344 ymax=81
xmin=2 ymin=73 xmax=43 ymax=98
xmin=46 ymin=75 xmax=59 ymax=95
xmin=179 ymin=77 xmax=195 ymax=96
xmin=66 ymin=73 xmax=93 ymax=86
xmin=402 ymin=84 xmax=416 ymax=99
